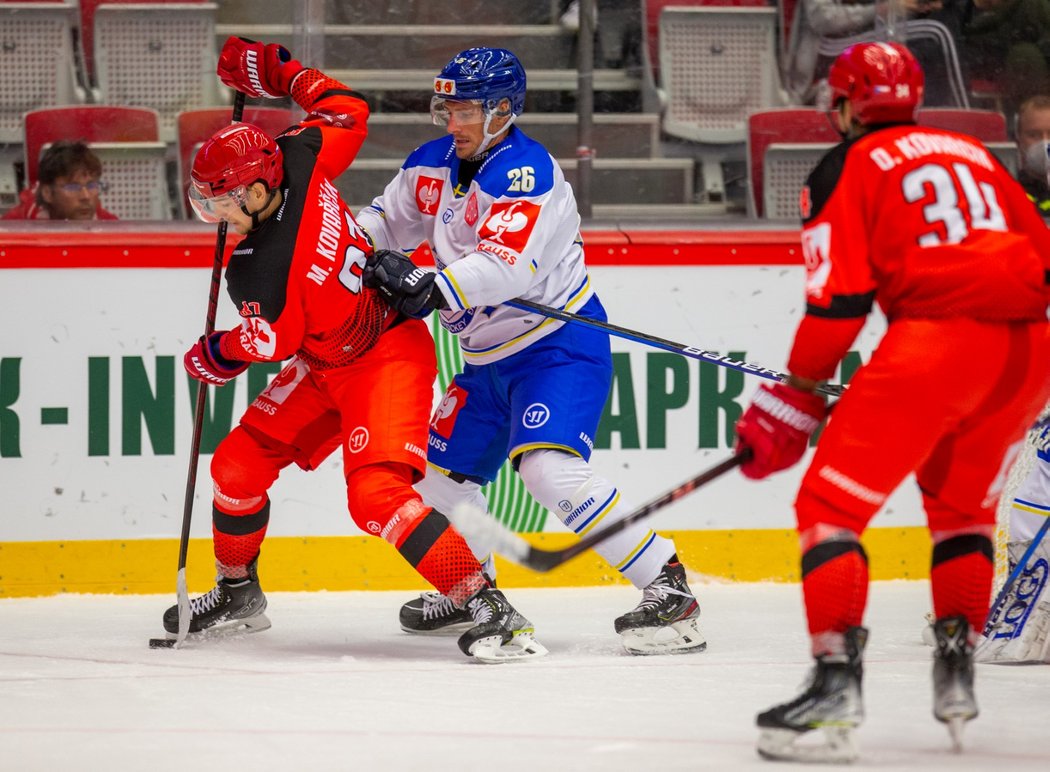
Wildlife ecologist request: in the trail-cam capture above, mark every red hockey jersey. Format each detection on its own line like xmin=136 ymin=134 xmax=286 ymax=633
xmin=789 ymin=124 xmax=1050 ymax=381
xmin=216 ymin=72 xmax=393 ymax=370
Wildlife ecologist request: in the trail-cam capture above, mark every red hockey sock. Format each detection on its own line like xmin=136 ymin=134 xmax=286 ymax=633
xmin=930 ymin=533 xmax=994 ymax=635
xmin=394 ymin=507 xmax=485 ymax=605
xmin=801 ymin=537 xmax=869 ymax=656
xmin=213 ymin=500 xmax=270 ymax=578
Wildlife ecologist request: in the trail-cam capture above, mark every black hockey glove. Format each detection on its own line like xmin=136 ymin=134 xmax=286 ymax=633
xmin=363 ymin=249 xmax=448 ymax=320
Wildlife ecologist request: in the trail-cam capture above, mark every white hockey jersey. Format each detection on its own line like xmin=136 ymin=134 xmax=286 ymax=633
xmin=355 ymin=125 xmax=593 ymax=365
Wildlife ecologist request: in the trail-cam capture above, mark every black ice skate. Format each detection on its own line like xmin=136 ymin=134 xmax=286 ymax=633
xmin=162 ymin=558 xmax=270 ymax=638
xmin=613 ymin=559 xmax=706 ymax=655
xmin=399 ymin=573 xmax=494 ymax=635
xmin=756 ymin=626 xmax=867 ymax=764
xmin=932 ymin=615 xmax=978 ymax=752
xmin=456 ymin=586 xmax=548 ymax=663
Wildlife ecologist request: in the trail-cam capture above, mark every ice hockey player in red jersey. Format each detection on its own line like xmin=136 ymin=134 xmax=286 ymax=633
xmin=162 ymin=36 xmax=546 ymax=662
xmin=734 ymin=42 xmax=1050 ymax=761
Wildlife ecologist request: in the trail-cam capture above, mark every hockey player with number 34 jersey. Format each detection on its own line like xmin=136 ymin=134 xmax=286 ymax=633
xmin=733 ymin=42 xmax=1050 ymax=762
xmin=358 ymin=47 xmax=707 ymax=655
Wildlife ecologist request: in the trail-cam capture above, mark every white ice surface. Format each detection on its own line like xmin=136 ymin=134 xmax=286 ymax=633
xmin=1 ymin=580 xmax=1047 ymax=771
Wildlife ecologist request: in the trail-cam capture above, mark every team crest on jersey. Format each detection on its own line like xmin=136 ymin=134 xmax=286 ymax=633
xmin=431 ymin=383 xmax=467 ymax=438
xmin=238 ymin=317 xmax=277 ymax=359
xmin=478 ymin=201 xmax=540 ymax=253
xmin=416 ymin=176 xmax=444 ymax=215
xmin=465 ymin=192 xmax=479 ymax=226
xmin=258 ymin=358 xmax=308 ymax=406
xmin=439 ymin=307 xmax=476 ymax=334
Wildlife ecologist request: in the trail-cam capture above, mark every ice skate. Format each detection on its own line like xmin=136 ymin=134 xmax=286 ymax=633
xmin=162 ymin=558 xmax=270 ymax=638
xmin=932 ymin=615 xmax=978 ymax=752
xmin=457 ymin=586 xmax=548 ymax=663
xmin=399 ymin=572 xmax=493 ymax=635
xmin=756 ymin=626 xmax=867 ymax=763
xmin=399 ymin=591 xmax=474 ymax=634
xmin=614 ymin=559 xmax=706 ymax=655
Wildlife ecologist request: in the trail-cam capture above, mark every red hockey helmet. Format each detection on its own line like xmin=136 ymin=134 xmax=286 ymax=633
xmin=825 ymin=42 xmax=924 ymax=126
xmin=189 ymin=122 xmax=283 ymax=222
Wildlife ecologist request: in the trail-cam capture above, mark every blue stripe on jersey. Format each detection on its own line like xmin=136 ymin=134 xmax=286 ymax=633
xmin=1014 ymin=497 xmax=1050 ymax=513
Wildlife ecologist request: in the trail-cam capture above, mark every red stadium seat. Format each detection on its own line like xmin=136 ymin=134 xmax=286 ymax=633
xmin=746 ymin=108 xmax=839 ymax=218
xmin=916 ymin=108 xmax=1008 ymax=142
xmin=24 ymin=105 xmax=160 ymax=185
xmin=748 ymin=107 xmax=1012 ymax=219
xmin=176 ymin=107 xmax=296 ymax=217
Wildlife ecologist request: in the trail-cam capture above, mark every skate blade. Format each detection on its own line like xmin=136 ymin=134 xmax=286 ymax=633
xmin=469 ymin=632 xmax=549 ymax=664
xmin=947 ymin=717 xmax=966 ymax=753
xmin=164 ymin=613 xmax=272 ymax=644
xmin=620 ymin=616 xmax=707 ymax=655
xmin=757 ymin=726 xmax=858 ymax=764
xmin=399 ymin=621 xmax=475 ymax=636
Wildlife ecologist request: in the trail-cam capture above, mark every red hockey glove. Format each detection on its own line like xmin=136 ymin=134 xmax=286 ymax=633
xmin=734 ymin=382 xmax=826 ymax=480
xmin=184 ymin=332 xmax=250 ymax=386
xmin=363 ymin=249 xmax=448 ymax=320
xmin=216 ymin=36 xmax=305 ymax=99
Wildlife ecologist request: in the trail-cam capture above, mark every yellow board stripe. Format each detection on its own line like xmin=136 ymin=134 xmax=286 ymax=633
xmin=0 ymin=527 xmax=933 ymax=598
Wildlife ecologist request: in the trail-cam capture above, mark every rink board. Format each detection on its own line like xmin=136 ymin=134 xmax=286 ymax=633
xmin=0 ymin=227 xmax=930 ymax=595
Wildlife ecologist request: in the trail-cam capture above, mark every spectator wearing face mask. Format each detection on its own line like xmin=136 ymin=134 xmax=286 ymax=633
xmin=1016 ymin=95 xmax=1050 ymax=218
xmin=2 ymin=140 xmax=118 ymax=221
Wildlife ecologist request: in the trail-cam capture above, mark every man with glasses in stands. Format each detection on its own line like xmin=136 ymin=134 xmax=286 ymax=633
xmin=2 ymin=140 xmax=116 ymax=220
xmin=2 ymin=140 xmax=117 ymax=221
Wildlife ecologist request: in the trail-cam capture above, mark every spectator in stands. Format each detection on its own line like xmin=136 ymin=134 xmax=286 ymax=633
xmin=783 ymin=0 xmax=972 ymax=106
xmin=1015 ymin=94 xmax=1050 ymax=217
xmin=2 ymin=141 xmax=117 ymax=221
xmin=962 ymin=0 xmax=1050 ymax=119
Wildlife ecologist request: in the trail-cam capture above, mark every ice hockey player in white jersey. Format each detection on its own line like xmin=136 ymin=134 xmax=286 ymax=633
xmin=977 ymin=420 xmax=1050 ymax=663
xmin=357 ymin=47 xmax=706 ymax=655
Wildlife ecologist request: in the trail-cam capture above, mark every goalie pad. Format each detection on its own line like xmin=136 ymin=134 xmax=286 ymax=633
xmin=976 ymin=539 xmax=1050 ymax=664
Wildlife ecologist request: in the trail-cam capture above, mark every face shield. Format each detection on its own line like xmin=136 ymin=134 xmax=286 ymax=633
xmin=430 ymin=97 xmax=488 ymax=127
xmin=188 ymin=182 xmax=250 ymax=224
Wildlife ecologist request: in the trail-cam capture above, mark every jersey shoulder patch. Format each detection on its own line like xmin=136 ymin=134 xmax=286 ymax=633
xmin=475 ymin=128 xmax=555 ymax=199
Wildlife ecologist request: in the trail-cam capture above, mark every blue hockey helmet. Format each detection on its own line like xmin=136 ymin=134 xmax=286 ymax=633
xmin=432 ymin=47 xmax=527 ymax=119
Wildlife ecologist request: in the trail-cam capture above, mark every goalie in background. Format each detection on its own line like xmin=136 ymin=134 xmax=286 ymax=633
xmin=734 ymin=42 xmax=1050 ymax=762
xmin=976 ymin=420 xmax=1050 ymax=664
xmin=166 ymin=37 xmax=546 ymax=663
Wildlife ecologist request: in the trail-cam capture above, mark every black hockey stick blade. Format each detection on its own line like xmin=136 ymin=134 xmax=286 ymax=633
xmin=506 ymin=297 xmax=845 ymax=398
xmin=447 ymin=451 xmax=748 ymax=573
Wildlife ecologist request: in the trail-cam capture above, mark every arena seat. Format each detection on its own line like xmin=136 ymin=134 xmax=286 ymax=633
xmin=92 ymin=2 xmax=223 ymax=141
xmin=656 ymin=5 xmax=783 ymax=200
xmin=0 ymin=2 xmax=84 ymax=206
xmin=24 ymin=105 xmax=169 ymax=220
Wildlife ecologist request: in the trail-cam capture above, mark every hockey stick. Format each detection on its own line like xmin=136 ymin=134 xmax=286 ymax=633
xmin=447 ymin=450 xmax=748 ymax=572
xmin=161 ymin=91 xmax=246 ymax=650
xmin=981 ymin=516 xmax=1050 ymax=636
xmin=506 ymin=297 xmax=846 ymax=398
